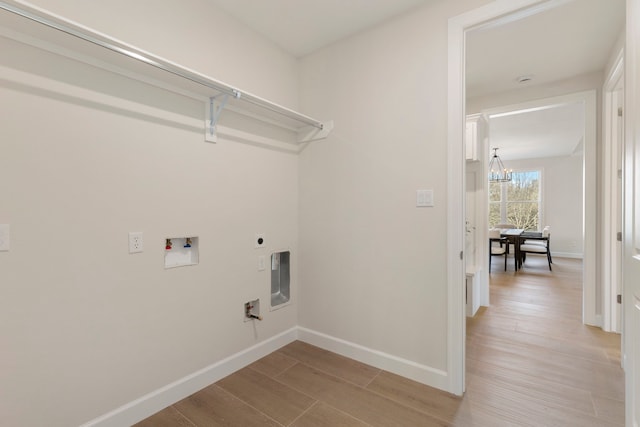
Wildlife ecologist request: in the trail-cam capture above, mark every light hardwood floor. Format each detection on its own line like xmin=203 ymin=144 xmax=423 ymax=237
xmin=136 ymin=257 xmax=624 ymax=426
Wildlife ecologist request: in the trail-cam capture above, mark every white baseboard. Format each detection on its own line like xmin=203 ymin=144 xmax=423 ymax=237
xmin=297 ymin=327 xmax=449 ymax=392
xmin=79 ymin=327 xmax=298 ymax=427
xmin=80 ymin=326 xmax=450 ymax=426
xmin=590 ymin=314 xmax=604 ymax=328
xmin=551 ymin=251 xmax=583 ymax=259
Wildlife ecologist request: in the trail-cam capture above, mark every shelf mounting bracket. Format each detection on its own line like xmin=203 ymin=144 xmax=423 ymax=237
xmin=205 ymin=90 xmax=240 ymax=143
xmin=297 ymin=120 xmax=334 ymax=144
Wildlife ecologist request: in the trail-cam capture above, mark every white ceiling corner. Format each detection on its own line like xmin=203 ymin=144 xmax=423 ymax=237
xmin=207 ymin=0 xmax=431 ymax=57
xmin=206 ymin=0 xmax=624 ymax=161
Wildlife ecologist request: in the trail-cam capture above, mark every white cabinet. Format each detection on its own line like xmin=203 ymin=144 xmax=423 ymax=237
xmin=465 ymin=113 xmax=489 ymax=312
xmin=465 ymin=113 xmax=487 ymax=162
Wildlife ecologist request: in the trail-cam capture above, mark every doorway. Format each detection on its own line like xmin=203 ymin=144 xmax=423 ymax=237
xmin=473 ymin=93 xmax=597 ymax=327
xmin=447 ymin=0 xmax=624 ymax=396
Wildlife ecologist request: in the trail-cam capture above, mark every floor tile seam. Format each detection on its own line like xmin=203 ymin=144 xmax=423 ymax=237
xmin=169 ymin=405 xmax=198 ymax=427
xmin=589 ymin=390 xmax=627 ymax=405
xmin=270 ymin=364 xmax=371 ymax=423
xmin=285 ymin=400 xmax=319 ymax=426
xmin=257 ymin=362 xmax=325 ymax=406
xmin=212 ymin=383 xmax=287 ymax=427
xmin=471 ymin=331 xmax=609 ymax=364
xmin=588 ymin=391 xmax=603 ymax=421
xmin=275 ymin=357 xmax=382 ymax=389
xmin=464 ymin=386 xmax=606 ymax=424
xmin=287 ymin=401 xmax=375 ymax=427
xmin=589 ymin=397 xmax=626 ymax=426
xmin=270 ymin=361 xmax=442 ymax=423
xmin=465 ymin=357 xmax=606 ymax=402
xmin=467 ymin=359 xmax=612 ymax=393
xmin=278 ymin=348 xmax=384 ymax=381
xmin=361 ymin=368 xmax=382 ymax=388
xmin=471 ymin=333 xmax=617 ymax=366
xmin=465 ymin=399 xmax=553 ymax=427
xmin=476 ymin=310 xmax=582 ymax=323
xmin=262 ymin=352 xmax=300 ymax=377
xmin=509 ymin=329 xmax=618 ymax=349
xmin=245 ymin=362 xmax=324 ymax=406
xmin=465 ymin=372 xmax=598 ymax=417
xmin=501 ymin=302 xmax=581 ymax=312
xmin=360 ymin=371 xmax=458 ymax=425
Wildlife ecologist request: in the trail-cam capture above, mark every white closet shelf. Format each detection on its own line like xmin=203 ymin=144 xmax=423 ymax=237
xmin=0 ymin=0 xmax=333 ymax=144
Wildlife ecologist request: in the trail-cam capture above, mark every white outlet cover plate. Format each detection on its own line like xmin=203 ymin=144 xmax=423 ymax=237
xmin=128 ymin=231 xmax=143 ymax=253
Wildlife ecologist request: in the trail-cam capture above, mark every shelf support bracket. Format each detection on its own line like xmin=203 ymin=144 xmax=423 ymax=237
xmin=297 ymin=120 xmax=334 ymax=144
xmin=205 ymin=91 xmax=239 ymax=143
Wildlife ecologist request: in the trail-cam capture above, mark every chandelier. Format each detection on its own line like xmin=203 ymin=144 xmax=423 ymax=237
xmin=488 ymin=148 xmax=512 ymax=182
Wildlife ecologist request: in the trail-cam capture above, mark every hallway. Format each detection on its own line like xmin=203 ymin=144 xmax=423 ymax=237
xmin=468 ymin=257 xmax=624 ymax=425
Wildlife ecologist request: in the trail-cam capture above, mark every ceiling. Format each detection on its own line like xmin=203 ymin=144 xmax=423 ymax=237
xmin=207 ymin=0 xmax=625 ymax=160
xmin=207 ymin=0 xmax=432 ymax=58
xmin=488 ymin=102 xmax=585 ymax=161
xmin=466 ymin=0 xmax=625 ymax=98
xmin=467 ymin=0 xmax=624 ymax=160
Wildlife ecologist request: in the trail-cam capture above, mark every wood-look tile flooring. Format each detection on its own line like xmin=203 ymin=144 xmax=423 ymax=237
xmin=136 ymin=257 xmax=624 ymax=426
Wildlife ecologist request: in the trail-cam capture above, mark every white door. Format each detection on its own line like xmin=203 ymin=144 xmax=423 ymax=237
xmin=623 ymin=0 xmax=640 ymax=424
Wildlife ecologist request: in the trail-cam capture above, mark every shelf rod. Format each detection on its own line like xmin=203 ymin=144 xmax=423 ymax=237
xmin=0 ymin=1 xmax=325 ymax=130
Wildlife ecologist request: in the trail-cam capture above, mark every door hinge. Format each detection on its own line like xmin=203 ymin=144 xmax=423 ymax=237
xmin=617 ymin=294 xmax=622 ymax=304
xmin=460 ymin=251 xmax=463 ymax=260
xmin=618 ymin=107 xmax=623 ymax=117
xmin=617 ymin=231 xmax=622 ymax=242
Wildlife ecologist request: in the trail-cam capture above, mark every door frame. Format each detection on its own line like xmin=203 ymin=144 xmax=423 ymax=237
xmin=447 ymin=0 xmax=591 ymax=395
xmin=623 ymin=0 xmax=640 ymax=423
xmin=479 ymin=91 xmax=598 ymax=326
xmin=603 ymin=49 xmax=624 ymax=333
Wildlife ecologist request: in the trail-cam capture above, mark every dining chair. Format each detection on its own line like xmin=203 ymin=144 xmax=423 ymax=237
xmin=489 ymin=228 xmax=508 ymax=272
xmin=495 ymin=223 xmax=517 ymax=253
xmin=519 ymin=228 xmax=552 ymax=271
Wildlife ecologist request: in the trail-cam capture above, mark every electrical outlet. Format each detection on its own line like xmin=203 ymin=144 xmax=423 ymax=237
xmin=129 ymin=232 xmax=143 ymax=253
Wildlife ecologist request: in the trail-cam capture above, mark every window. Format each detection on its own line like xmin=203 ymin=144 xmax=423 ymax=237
xmin=489 ymin=170 xmax=541 ymax=230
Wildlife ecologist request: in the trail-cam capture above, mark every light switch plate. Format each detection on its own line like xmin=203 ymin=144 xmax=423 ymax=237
xmin=0 ymin=224 xmax=9 ymax=251
xmin=416 ymin=189 xmax=434 ymax=207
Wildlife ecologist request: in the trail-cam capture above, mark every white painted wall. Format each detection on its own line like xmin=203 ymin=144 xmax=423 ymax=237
xmin=0 ymin=1 xmax=301 ymax=426
xmin=504 ymin=156 xmax=584 ymax=257
xmin=297 ymin=0 xmax=490 ymax=375
xmin=0 ymin=0 xmax=605 ymax=425
xmin=26 ymin=0 xmax=299 ymax=108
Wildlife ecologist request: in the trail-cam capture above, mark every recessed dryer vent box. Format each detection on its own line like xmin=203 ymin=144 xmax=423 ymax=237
xmin=164 ymin=236 xmax=199 ymax=269
xmin=271 ymin=251 xmax=290 ymax=309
